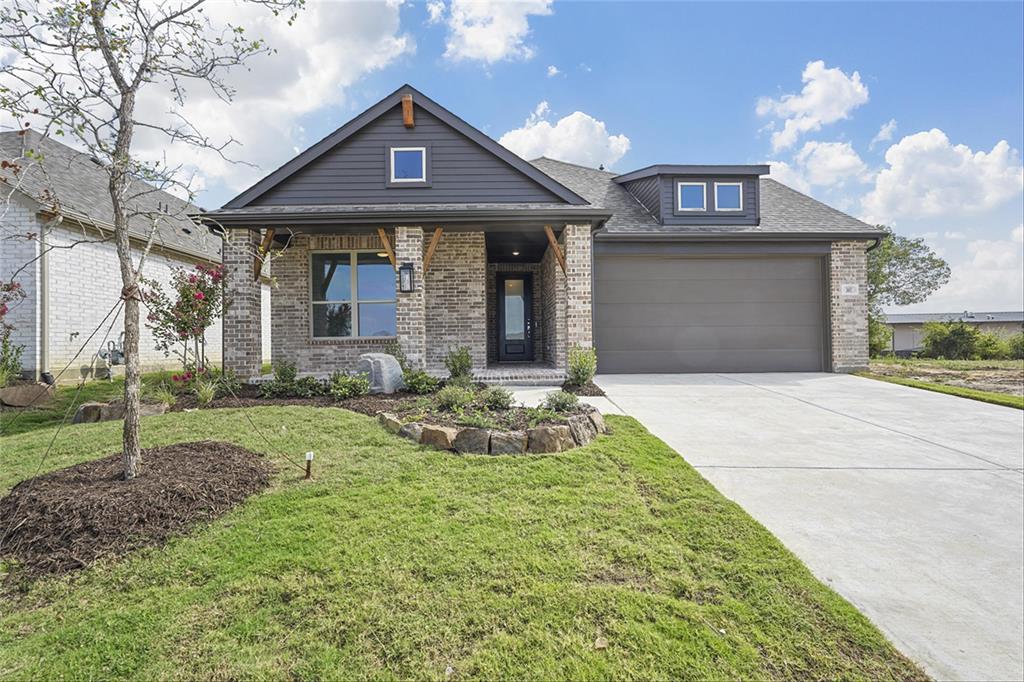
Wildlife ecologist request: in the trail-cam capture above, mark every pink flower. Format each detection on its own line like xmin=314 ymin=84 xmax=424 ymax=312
xmin=194 ymin=291 xmax=205 ymax=300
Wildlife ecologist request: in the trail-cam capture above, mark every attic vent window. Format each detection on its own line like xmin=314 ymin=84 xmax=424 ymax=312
xmin=677 ymin=182 xmax=706 ymax=211
xmin=389 ymin=147 xmax=426 ymax=183
xmin=714 ymin=182 xmax=743 ymax=211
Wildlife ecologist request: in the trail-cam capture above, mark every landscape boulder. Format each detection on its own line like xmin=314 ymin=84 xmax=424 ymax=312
xmin=567 ymin=413 xmax=597 ymax=446
xmin=73 ymin=400 xmax=167 ymax=424
xmin=73 ymin=402 xmax=105 ymax=424
xmin=587 ymin=409 xmax=608 ymax=435
xmin=0 ymin=382 xmax=54 ymax=408
xmin=454 ymin=427 xmax=490 ymax=454
xmin=489 ymin=430 xmax=527 ymax=455
xmin=357 ymin=353 xmax=405 ymax=394
xmin=420 ymin=424 xmax=458 ymax=450
xmin=398 ymin=422 xmax=423 ymax=442
xmin=527 ymin=424 xmax=575 ymax=453
xmin=378 ymin=412 xmax=402 ymax=434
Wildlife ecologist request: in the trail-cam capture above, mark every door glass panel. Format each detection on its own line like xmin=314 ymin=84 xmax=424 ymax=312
xmin=504 ymin=279 xmax=525 ymax=340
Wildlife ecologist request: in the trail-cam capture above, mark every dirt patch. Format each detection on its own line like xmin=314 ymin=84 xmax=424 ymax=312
xmin=0 ymin=441 xmax=272 ymax=580
xmin=563 ymin=381 xmax=605 ymax=397
xmin=869 ymin=361 xmax=1024 ymax=396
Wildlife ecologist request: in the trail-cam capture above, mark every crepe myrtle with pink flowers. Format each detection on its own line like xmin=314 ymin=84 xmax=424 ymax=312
xmin=143 ymin=264 xmax=224 ymax=382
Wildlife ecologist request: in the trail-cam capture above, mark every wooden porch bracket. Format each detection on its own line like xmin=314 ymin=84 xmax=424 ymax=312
xmin=377 ymin=227 xmax=397 ymax=268
xmin=402 ymin=94 xmax=415 ymax=128
xmin=253 ymin=228 xmax=275 ymax=281
xmin=544 ymin=225 xmax=566 ymax=275
xmin=423 ymin=227 xmax=443 ymax=272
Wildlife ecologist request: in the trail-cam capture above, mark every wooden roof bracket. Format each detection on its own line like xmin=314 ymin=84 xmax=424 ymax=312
xmin=254 ymin=228 xmax=275 ymax=281
xmin=424 ymin=227 xmax=443 ymax=272
xmin=544 ymin=225 xmax=566 ymax=275
xmin=377 ymin=228 xmax=397 ymax=268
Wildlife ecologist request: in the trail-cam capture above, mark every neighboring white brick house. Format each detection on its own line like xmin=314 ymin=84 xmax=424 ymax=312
xmin=0 ymin=131 xmax=271 ymax=381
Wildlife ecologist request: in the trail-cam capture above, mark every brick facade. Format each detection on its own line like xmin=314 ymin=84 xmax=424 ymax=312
xmin=222 ymin=228 xmax=262 ymax=378
xmin=563 ymin=224 xmax=593 ymax=350
xmin=394 ymin=226 xmax=426 ymax=369
xmin=540 ymin=241 xmax=568 ymax=369
xmin=0 ymin=193 xmax=41 ymax=376
xmin=424 ymin=231 xmax=487 ymax=371
xmin=829 ymin=240 xmax=870 ymax=372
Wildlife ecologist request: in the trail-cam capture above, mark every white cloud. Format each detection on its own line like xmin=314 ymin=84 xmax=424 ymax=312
xmin=894 ymin=225 xmax=1024 ymax=313
xmin=944 ymin=230 xmax=966 ymax=240
xmin=579 ymin=62 xmax=592 ymax=73
xmin=794 ymin=141 xmax=868 ymax=186
xmin=757 ymin=60 xmax=869 ymax=151
xmin=129 ymin=1 xmax=414 ymax=198
xmin=426 ymin=0 xmax=446 ymax=24
xmin=861 ymin=129 xmax=1024 ymax=224
xmin=499 ymin=101 xmax=630 ymax=169
xmin=869 ymin=118 xmax=897 ymax=150
xmin=546 ymin=64 xmax=560 ymax=77
xmin=766 ymin=160 xmax=811 ymax=193
xmin=442 ymin=0 xmax=553 ymax=64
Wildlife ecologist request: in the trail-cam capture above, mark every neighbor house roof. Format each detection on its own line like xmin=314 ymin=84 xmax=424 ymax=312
xmin=884 ymin=311 xmax=1024 ymax=325
xmin=531 ymin=157 xmax=881 ymax=240
xmin=0 ymin=130 xmax=219 ymax=261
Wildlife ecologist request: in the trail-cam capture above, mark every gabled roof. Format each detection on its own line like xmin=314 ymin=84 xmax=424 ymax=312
xmin=534 ymin=157 xmax=880 ymax=239
xmin=0 ymin=130 xmax=219 ymax=261
xmin=222 ymin=84 xmax=588 ymax=209
xmin=613 ymin=164 xmax=770 ymax=183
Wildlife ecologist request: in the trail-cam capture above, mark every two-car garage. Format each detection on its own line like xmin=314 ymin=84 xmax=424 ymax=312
xmin=593 ymin=252 xmax=829 ymax=373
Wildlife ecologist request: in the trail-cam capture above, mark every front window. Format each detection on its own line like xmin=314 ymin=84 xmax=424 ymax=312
xmin=714 ymin=182 xmax=743 ymax=211
xmin=677 ymin=182 xmax=706 ymax=211
xmin=390 ymin=147 xmax=426 ymax=182
xmin=311 ymin=252 xmax=396 ymax=338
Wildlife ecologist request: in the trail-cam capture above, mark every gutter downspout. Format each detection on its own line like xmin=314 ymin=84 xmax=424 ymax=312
xmin=39 ymin=222 xmax=49 ymax=381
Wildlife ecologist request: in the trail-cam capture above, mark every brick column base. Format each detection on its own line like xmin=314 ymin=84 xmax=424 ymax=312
xmin=829 ymin=240 xmax=870 ymax=372
xmin=222 ymin=228 xmax=262 ymax=378
xmin=395 ymin=226 xmax=426 ymax=369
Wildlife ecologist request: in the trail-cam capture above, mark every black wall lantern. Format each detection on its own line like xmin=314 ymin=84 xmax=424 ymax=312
xmin=398 ymin=261 xmax=415 ymax=293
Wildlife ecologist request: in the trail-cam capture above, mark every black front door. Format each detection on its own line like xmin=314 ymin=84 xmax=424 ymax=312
xmin=497 ymin=273 xmax=534 ymax=361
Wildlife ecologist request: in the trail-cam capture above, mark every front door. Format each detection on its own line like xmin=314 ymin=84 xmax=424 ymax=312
xmin=497 ymin=273 xmax=534 ymax=361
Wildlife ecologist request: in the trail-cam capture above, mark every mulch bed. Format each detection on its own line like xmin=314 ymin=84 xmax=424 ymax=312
xmin=0 ymin=441 xmax=272 ymax=580
xmin=563 ymin=381 xmax=605 ymax=397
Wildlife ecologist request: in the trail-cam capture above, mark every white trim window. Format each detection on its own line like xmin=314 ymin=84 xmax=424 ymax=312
xmin=714 ymin=182 xmax=743 ymax=211
xmin=677 ymin=181 xmax=706 ymax=211
xmin=389 ymin=146 xmax=427 ymax=183
xmin=310 ymin=251 xmax=396 ymax=338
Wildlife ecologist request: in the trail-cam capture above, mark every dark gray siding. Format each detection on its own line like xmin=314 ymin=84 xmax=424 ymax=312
xmin=253 ymin=104 xmax=564 ymax=206
xmin=620 ymin=176 xmax=661 ymax=221
xmin=657 ymin=176 xmax=759 ymax=226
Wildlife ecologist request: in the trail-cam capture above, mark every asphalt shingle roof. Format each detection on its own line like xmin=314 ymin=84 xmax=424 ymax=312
xmin=530 ymin=157 xmax=879 ymax=237
xmin=0 ymin=130 xmax=219 ymax=261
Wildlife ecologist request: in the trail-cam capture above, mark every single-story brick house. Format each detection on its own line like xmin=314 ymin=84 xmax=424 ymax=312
xmin=0 ymin=130 xmax=271 ymax=381
xmin=203 ymin=85 xmax=879 ymax=381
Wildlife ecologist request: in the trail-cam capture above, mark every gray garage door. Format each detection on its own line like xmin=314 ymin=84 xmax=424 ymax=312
xmin=594 ymin=255 xmax=827 ymax=373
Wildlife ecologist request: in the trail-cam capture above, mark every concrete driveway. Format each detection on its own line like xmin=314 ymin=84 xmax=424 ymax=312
xmin=597 ymin=373 xmax=1024 ymax=682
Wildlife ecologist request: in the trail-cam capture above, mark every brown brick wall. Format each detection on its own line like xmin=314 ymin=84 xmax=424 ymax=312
xmin=540 ymin=242 xmax=567 ymax=369
xmin=829 ymin=240 xmax=870 ymax=372
xmin=563 ymin=224 xmax=593 ymax=350
xmin=423 ymin=231 xmax=487 ymax=371
xmin=222 ymin=228 xmax=262 ymax=378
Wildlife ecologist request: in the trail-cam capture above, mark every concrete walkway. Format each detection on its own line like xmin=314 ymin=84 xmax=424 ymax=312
xmin=597 ymin=372 xmax=1024 ymax=682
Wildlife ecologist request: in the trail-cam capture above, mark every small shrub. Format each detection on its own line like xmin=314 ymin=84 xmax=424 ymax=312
xmin=458 ymin=411 xmax=498 ymax=429
xmin=1009 ymin=332 xmax=1024 ymax=360
xmin=444 ymin=346 xmax=473 ymax=380
xmin=152 ymin=383 xmax=177 ymax=407
xmin=329 ymin=372 xmax=370 ymax=400
xmin=0 ymin=336 xmax=24 ymax=388
xmin=195 ymin=380 xmax=217 ymax=406
xmin=292 ymin=376 xmax=328 ymax=398
xmin=274 ymin=360 xmax=298 ymax=384
xmin=479 ymin=385 xmax=514 ymax=410
xmin=542 ymin=390 xmax=579 ymax=413
xmin=383 ymin=340 xmax=409 ymax=372
xmin=403 ymin=369 xmax=439 ymax=395
xmin=567 ymin=345 xmax=597 ymax=386
xmin=921 ymin=320 xmax=980 ymax=360
xmin=975 ymin=332 xmax=1011 ymax=360
xmin=209 ymin=367 xmax=242 ymax=398
xmin=524 ymin=406 xmax=562 ymax=428
xmin=446 ymin=373 xmax=475 ymax=389
xmin=436 ymin=384 xmax=474 ymax=412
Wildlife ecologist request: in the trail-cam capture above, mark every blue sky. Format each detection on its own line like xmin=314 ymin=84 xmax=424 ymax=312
xmin=183 ymin=1 xmax=1024 ymax=313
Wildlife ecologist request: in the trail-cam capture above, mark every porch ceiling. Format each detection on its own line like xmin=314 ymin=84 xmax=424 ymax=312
xmin=486 ymin=228 xmax=554 ymax=262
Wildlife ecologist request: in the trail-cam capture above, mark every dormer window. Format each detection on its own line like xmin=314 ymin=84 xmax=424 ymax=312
xmin=388 ymin=146 xmax=428 ymax=185
xmin=714 ymin=182 xmax=743 ymax=211
xmin=677 ymin=182 xmax=706 ymax=211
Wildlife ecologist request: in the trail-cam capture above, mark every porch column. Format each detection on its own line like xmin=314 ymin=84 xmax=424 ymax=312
xmin=222 ymin=227 xmax=263 ymax=378
xmin=564 ymin=223 xmax=593 ymax=351
xmin=395 ymin=226 xmax=426 ymax=369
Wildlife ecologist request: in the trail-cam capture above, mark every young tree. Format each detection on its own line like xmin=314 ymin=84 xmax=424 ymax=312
xmin=867 ymin=225 xmax=950 ymax=356
xmin=0 ymin=0 xmax=301 ymax=478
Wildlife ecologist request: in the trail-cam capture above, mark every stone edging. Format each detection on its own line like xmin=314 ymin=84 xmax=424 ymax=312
xmin=378 ymin=408 xmax=608 ymax=455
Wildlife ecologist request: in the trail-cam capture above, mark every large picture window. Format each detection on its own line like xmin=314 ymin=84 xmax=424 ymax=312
xmin=311 ymin=252 xmax=396 ymax=338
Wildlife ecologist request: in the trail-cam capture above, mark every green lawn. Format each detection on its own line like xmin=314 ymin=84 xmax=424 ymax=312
xmin=0 ymin=407 xmax=924 ymax=680
xmin=858 ymin=372 xmax=1024 ymax=409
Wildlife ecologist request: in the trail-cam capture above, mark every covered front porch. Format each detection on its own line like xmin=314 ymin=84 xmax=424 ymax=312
xmin=215 ymin=214 xmax=597 ymax=383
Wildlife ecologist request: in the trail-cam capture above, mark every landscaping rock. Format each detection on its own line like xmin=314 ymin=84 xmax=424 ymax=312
xmin=378 ymin=412 xmax=402 ymax=433
xmin=527 ymin=424 xmax=575 ymax=453
xmin=454 ymin=427 xmax=490 ymax=454
xmin=568 ymin=413 xmax=597 ymax=446
xmin=357 ymin=353 xmax=405 ymax=394
xmin=587 ymin=409 xmax=607 ymax=434
xmin=420 ymin=424 xmax=458 ymax=450
xmin=489 ymin=430 xmax=527 ymax=455
xmin=398 ymin=422 xmax=423 ymax=442
xmin=0 ymin=382 xmax=55 ymax=407
xmin=73 ymin=402 xmax=105 ymax=424
xmin=100 ymin=402 xmax=126 ymax=421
